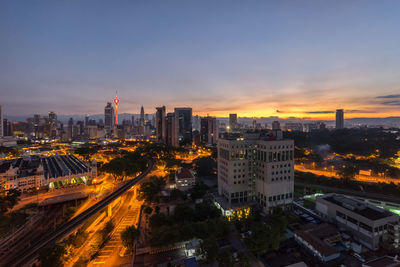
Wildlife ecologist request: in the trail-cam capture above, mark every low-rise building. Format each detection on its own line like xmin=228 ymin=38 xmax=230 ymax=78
xmin=316 ymin=193 xmax=399 ymax=250
xmin=175 ymin=168 xmax=196 ymax=191
xmin=1 ymin=155 xmax=96 ymax=191
xmin=362 ymin=256 xmax=400 ymax=267
xmin=294 ymin=223 xmax=341 ymax=262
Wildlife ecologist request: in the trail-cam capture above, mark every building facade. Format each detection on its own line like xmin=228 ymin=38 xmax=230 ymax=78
xmin=104 ymin=102 xmax=115 ymax=135
xmin=155 ymin=106 xmax=167 ymax=143
xmin=1 ymin=155 xmax=96 ymax=192
xmin=229 ymin=113 xmax=237 ymax=129
xmin=0 ymin=105 xmax=3 ymax=137
xmin=175 ymin=168 xmax=196 ymax=191
xmin=217 ymin=131 xmax=294 ymax=214
xmin=336 ymin=109 xmax=344 ymax=129
xmin=166 ymin=112 xmax=176 ymax=146
xmin=316 ymin=193 xmax=399 ymax=250
xmin=174 ymin=108 xmax=192 ymax=147
xmin=200 ymin=116 xmax=218 ymax=145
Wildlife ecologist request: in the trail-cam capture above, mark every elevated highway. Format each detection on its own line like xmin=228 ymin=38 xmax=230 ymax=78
xmin=1 ymin=160 xmax=153 ymax=267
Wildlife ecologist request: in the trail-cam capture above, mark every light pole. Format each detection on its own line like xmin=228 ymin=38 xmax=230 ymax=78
xmin=36 ymin=187 xmax=40 ymax=204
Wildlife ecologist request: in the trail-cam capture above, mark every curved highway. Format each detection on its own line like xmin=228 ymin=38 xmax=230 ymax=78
xmin=3 ymin=160 xmax=154 ymax=267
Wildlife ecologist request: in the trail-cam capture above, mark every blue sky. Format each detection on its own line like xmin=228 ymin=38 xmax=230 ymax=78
xmin=1 ymin=0 xmax=400 ymax=118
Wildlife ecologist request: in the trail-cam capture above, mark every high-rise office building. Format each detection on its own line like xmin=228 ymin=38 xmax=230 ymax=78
xmin=67 ymin=117 xmax=74 ymax=140
xmin=104 ymin=102 xmax=114 ymax=134
xmin=140 ymin=106 xmax=145 ymax=125
xmin=131 ymin=115 xmax=135 ymax=127
xmin=0 ymin=105 xmax=3 ymax=137
xmin=192 ymin=115 xmax=201 ymax=131
xmin=174 ymin=108 xmax=192 ymax=147
xmin=84 ymin=114 xmax=89 ymax=126
xmin=336 ymin=109 xmax=344 ymax=129
xmin=3 ymin=119 xmax=11 ymax=136
xmin=229 ymin=113 xmax=238 ymax=129
xmin=48 ymin=111 xmax=57 ymax=125
xmin=272 ymin=121 xmax=281 ymax=130
xmin=217 ymin=131 xmax=294 ymax=215
xmin=200 ymin=116 xmax=218 ymax=145
xmin=166 ymin=112 xmax=175 ymax=146
xmin=155 ymin=106 xmax=166 ymax=143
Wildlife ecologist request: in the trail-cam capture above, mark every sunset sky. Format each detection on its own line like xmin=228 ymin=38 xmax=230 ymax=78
xmin=1 ymin=1 xmax=400 ymax=119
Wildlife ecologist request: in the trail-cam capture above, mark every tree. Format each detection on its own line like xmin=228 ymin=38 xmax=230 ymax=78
xmin=100 ymin=151 xmax=147 ymax=181
xmin=120 ymin=226 xmax=140 ymax=250
xmin=245 ymin=222 xmax=271 ymax=255
xmin=237 ymin=252 xmax=251 ymax=267
xmin=339 ymin=165 xmax=359 ymax=182
xmin=75 ymin=146 xmax=99 ymax=162
xmin=217 ymin=249 xmax=233 ymax=267
xmin=193 ymin=202 xmax=221 ymax=221
xmin=269 ymin=207 xmax=288 ymax=250
xmin=100 ymin=220 xmax=114 ymax=242
xmin=101 ymin=158 xmax=126 ymax=181
xmin=189 ymin=181 xmax=209 ymax=201
xmin=37 ymin=244 xmax=66 ymax=267
xmin=245 ymin=207 xmax=288 ymax=254
xmin=137 ymin=176 xmax=166 ymax=203
xmin=149 ymin=212 xmax=168 ymax=229
xmin=173 ymin=204 xmax=194 ymax=224
xmin=0 ymin=146 xmax=19 ymax=158
xmin=193 ymin=156 xmax=217 ymax=176
xmin=0 ymin=189 xmax=21 ymax=215
xmin=201 ymin=237 xmax=219 ymax=263
xmin=143 ymin=206 xmax=153 ymax=215
xmin=170 ymin=189 xmax=186 ymax=201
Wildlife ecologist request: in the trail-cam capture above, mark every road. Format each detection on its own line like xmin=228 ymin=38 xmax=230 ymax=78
xmin=88 ymin=189 xmax=142 ymax=266
xmin=11 ymin=184 xmax=96 ymax=211
xmin=295 ymin=181 xmax=400 ymax=205
xmin=2 ymin=160 xmax=153 ymax=267
xmin=295 ymin=165 xmax=400 ymax=184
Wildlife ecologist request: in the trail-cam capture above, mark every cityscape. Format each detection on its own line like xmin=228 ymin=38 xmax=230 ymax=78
xmin=1 ymin=1 xmax=400 ymax=267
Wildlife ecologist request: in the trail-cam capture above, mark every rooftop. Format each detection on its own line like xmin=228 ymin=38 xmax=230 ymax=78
xmin=294 ymin=223 xmax=340 ymax=258
xmin=176 ymin=168 xmax=194 ymax=180
xmin=320 ymin=193 xmax=394 ymax=221
xmin=364 ymin=256 xmax=400 ymax=267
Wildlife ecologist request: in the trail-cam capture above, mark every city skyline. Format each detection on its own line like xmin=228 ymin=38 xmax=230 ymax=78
xmin=1 ymin=1 xmax=400 ymax=119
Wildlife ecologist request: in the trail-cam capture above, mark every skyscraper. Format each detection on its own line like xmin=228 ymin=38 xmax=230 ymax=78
xmin=336 ymin=109 xmax=344 ymax=129
xmin=229 ymin=113 xmax=237 ymax=129
xmin=192 ymin=115 xmax=200 ymax=131
xmin=0 ymin=105 xmax=3 ymax=137
xmin=3 ymin=119 xmax=11 ymax=136
xmin=104 ymin=102 xmax=114 ymax=134
xmin=48 ymin=111 xmax=57 ymax=124
xmin=166 ymin=112 xmax=175 ymax=146
xmin=84 ymin=114 xmax=89 ymax=126
xmin=131 ymin=115 xmax=135 ymax=127
xmin=155 ymin=106 xmax=166 ymax=143
xmin=272 ymin=121 xmax=281 ymax=130
xmin=114 ymin=92 xmax=119 ymax=125
xmin=174 ymin=108 xmax=192 ymax=147
xmin=140 ymin=106 xmax=145 ymax=125
xmin=200 ymin=116 xmax=218 ymax=145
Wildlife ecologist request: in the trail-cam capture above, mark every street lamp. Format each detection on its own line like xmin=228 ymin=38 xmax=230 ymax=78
xmin=36 ymin=187 xmax=40 ymax=204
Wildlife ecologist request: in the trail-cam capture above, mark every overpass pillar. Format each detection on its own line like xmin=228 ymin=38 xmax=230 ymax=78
xmin=107 ymin=204 xmax=112 ymax=217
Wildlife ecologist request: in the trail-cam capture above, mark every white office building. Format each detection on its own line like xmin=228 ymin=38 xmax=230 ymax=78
xmin=217 ymin=131 xmax=294 ymax=216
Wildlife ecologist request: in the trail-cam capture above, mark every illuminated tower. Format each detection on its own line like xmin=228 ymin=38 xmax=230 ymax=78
xmin=114 ymin=91 xmax=120 ymax=125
